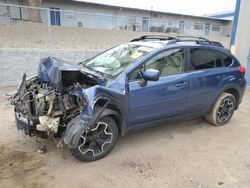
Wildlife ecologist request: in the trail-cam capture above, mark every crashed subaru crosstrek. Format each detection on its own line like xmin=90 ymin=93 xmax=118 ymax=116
xmin=11 ymin=36 xmax=246 ymax=161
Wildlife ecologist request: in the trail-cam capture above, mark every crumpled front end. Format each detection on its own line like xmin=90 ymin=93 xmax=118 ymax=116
xmin=11 ymin=57 xmax=102 ymax=139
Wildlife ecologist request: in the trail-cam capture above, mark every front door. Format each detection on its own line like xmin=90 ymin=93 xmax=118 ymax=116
xmin=142 ymin=17 xmax=149 ymax=32
xmin=50 ymin=7 xmax=61 ymax=26
xmin=204 ymin=23 xmax=210 ymax=36
xmin=179 ymin=21 xmax=185 ymax=34
xmin=128 ymin=48 xmax=188 ymax=126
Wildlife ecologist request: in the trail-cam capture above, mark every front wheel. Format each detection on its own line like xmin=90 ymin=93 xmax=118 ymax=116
xmin=70 ymin=116 xmax=118 ymax=162
xmin=206 ymin=92 xmax=236 ymax=126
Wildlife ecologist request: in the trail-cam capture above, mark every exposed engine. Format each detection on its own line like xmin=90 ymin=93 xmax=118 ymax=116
xmin=13 ymin=75 xmax=82 ymax=138
xmin=12 ymin=57 xmax=101 ymax=139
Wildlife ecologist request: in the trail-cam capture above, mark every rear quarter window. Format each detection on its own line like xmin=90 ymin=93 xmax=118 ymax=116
xmin=223 ymin=55 xmax=233 ymax=67
xmin=190 ymin=48 xmax=233 ymax=70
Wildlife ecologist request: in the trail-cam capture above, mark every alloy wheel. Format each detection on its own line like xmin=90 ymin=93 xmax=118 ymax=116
xmin=78 ymin=122 xmax=113 ymax=157
xmin=216 ymin=98 xmax=234 ymax=124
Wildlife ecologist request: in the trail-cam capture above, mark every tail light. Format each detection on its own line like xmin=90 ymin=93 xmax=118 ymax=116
xmin=238 ymin=66 xmax=246 ymax=76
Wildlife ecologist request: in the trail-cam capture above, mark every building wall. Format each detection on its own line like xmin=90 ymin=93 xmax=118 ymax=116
xmin=41 ymin=0 xmax=228 ymax=36
xmin=234 ymin=0 xmax=250 ymax=66
xmin=149 ymin=12 xmax=227 ymax=36
xmin=41 ymin=0 xmax=150 ymax=30
xmin=0 ymin=0 xmax=231 ymax=37
xmin=0 ymin=48 xmax=101 ymax=86
xmin=0 ymin=0 xmax=30 ymax=24
xmin=233 ymin=0 xmax=250 ymax=85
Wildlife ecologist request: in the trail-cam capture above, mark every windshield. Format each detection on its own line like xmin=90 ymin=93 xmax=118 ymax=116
xmin=83 ymin=43 xmax=154 ymax=78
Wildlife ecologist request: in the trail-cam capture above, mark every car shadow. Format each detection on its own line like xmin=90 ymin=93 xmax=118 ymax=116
xmin=114 ymin=117 xmax=212 ymax=151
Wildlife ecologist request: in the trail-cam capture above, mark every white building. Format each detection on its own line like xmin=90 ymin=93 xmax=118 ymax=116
xmin=0 ymin=0 xmax=232 ymax=37
xmin=231 ymin=0 xmax=250 ymax=84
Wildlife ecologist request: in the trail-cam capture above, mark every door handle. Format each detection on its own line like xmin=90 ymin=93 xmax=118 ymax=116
xmin=175 ymin=81 xmax=187 ymax=88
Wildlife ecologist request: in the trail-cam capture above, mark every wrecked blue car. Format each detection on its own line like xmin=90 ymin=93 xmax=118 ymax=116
xmin=11 ymin=36 xmax=246 ymax=161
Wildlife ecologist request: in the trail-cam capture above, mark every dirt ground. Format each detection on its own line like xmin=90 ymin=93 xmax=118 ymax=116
xmin=0 ymin=86 xmax=250 ymax=188
xmin=0 ymin=22 xmax=230 ymax=49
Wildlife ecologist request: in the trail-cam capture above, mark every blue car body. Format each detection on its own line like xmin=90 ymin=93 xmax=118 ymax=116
xmin=12 ymin=36 xmax=246 ymax=153
xmin=63 ymin=42 xmax=246 ymax=148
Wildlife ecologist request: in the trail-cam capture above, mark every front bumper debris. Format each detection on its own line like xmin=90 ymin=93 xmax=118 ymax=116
xmin=15 ymin=111 xmax=30 ymax=134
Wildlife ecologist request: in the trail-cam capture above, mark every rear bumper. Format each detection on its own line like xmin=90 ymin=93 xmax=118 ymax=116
xmin=236 ymin=80 xmax=246 ymax=110
xmin=238 ymin=86 xmax=246 ymax=105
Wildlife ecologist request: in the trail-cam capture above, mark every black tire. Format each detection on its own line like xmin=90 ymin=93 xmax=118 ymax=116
xmin=70 ymin=116 xmax=118 ymax=162
xmin=206 ymin=92 xmax=236 ymax=126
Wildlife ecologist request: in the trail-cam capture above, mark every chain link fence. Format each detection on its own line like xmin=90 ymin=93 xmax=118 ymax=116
xmin=0 ymin=3 xmax=232 ymax=86
xmin=0 ymin=3 xmax=231 ymax=49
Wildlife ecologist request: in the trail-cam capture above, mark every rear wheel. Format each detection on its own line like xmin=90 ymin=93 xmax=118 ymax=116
xmin=70 ymin=116 xmax=118 ymax=162
xmin=206 ymin=92 xmax=236 ymax=126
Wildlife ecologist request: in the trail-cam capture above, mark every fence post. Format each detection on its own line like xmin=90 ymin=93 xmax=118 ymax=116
xmin=47 ymin=9 xmax=52 ymax=49
xmin=85 ymin=49 xmax=88 ymax=60
xmin=114 ymin=16 xmax=116 ymax=30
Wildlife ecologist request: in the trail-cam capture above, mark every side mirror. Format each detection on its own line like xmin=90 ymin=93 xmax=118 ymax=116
xmin=139 ymin=69 xmax=160 ymax=87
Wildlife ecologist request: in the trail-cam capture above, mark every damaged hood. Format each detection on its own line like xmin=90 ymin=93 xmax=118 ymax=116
xmin=38 ymin=57 xmax=104 ymax=90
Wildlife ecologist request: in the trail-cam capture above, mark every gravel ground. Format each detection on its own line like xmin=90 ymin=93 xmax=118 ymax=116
xmin=0 ymin=22 xmax=230 ymax=49
xmin=0 ymin=86 xmax=250 ymax=188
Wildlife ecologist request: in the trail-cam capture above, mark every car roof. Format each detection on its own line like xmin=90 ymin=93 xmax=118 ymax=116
xmin=130 ymin=35 xmax=225 ymax=48
xmin=129 ymin=35 xmax=231 ymax=54
xmin=128 ymin=41 xmax=167 ymax=49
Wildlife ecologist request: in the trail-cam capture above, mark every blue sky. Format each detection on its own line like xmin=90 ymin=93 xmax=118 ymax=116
xmin=75 ymin=0 xmax=236 ymax=16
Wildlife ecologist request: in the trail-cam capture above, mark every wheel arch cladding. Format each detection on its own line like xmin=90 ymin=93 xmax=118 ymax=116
xmin=63 ymin=116 xmax=89 ymax=149
xmin=64 ymin=97 xmax=125 ymax=149
xmin=94 ymin=98 xmax=123 ymax=136
xmin=212 ymin=85 xmax=240 ymax=112
xmin=224 ymin=88 xmax=239 ymax=107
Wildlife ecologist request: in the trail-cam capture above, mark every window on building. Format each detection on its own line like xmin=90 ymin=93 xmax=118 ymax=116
xmin=117 ymin=16 xmax=136 ymax=30
xmin=185 ymin=23 xmax=191 ymax=29
xmin=190 ymin=48 xmax=232 ymax=70
xmin=96 ymin=14 xmax=113 ymax=24
xmin=212 ymin=25 xmax=221 ymax=31
xmin=194 ymin=23 xmax=203 ymax=30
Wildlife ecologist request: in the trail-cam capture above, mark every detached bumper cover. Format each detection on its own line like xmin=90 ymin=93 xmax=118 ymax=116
xmin=15 ymin=112 xmax=30 ymax=134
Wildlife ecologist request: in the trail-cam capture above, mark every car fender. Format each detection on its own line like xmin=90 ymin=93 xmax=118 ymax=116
xmin=64 ymin=85 xmax=127 ymax=149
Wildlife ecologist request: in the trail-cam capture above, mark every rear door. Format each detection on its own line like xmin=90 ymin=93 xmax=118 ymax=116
xmin=128 ymin=48 xmax=189 ymax=126
xmin=186 ymin=47 xmax=233 ymax=113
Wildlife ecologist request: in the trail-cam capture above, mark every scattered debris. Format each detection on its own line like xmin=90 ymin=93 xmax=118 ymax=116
xmin=218 ymin=181 xmax=224 ymax=185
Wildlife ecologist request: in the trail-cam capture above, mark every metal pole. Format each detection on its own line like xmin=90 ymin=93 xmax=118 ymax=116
xmin=246 ymin=49 xmax=250 ymax=86
xmin=47 ymin=9 xmax=52 ymax=49
xmin=114 ymin=15 xmax=116 ymax=30
xmin=85 ymin=49 xmax=87 ymax=60
xmin=230 ymin=0 xmax=241 ymax=47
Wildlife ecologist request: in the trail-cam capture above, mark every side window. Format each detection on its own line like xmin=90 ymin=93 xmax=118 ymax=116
xmin=190 ymin=48 xmax=215 ymax=69
xmin=128 ymin=65 xmax=144 ymax=81
xmin=129 ymin=48 xmax=184 ymax=82
xmin=190 ymin=48 xmax=232 ymax=70
xmin=215 ymin=53 xmax=223 ymax=67
xmin=223 ymin=55 xmax=233 ymax=67
xmin=145 ymin=48 xmax=184 ymax=77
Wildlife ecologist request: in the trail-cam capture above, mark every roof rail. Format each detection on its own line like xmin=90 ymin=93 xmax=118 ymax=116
xmin=176 ymin=35 xmax=210 ymax=42
xmin=130 ymin=35 xmax=224 ymax=47
xmin=130 ymin=35 xmax=179 ymax=42
xmin=176 ymin=36 xmax=224 ymax=47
